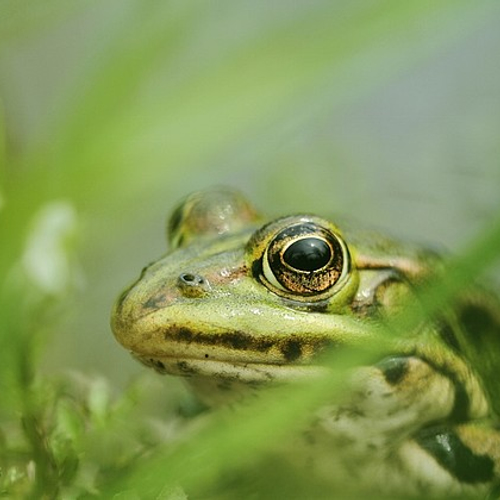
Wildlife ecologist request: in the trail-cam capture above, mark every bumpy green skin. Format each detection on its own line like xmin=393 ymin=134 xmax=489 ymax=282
xmin=112 ymin=187 xmax=500 ymax=497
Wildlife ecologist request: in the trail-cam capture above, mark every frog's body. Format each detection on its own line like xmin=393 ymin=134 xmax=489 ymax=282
xmin=112 ymin=188 xmax=500 ymax=497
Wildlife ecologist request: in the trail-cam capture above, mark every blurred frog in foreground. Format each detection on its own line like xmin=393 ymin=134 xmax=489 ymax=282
xmin=112 ymin=187 xmax=500 ymax=498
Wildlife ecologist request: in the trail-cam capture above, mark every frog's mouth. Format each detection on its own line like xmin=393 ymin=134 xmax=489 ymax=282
xmin=117 ymin=316 xmax=336 ymax=384
xmin=133 ymin=353 xmax=328 ymax=383
xmin=112 ymin=289 xmax=371 ymax=384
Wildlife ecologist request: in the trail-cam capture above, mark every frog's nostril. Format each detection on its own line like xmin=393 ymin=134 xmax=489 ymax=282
xmin=177 ymin=272 xmax=210 ymax=297
xmin=179 ymin=272 xmax=204 ymax=285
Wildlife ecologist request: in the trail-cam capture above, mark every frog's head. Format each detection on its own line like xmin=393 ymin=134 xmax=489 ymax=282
xmin=111 ymin=188 xmax=389 ymax=388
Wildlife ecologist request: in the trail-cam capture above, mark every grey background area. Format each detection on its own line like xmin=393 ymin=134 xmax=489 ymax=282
xmin=1 ymin=2 xmax=499 ymax=387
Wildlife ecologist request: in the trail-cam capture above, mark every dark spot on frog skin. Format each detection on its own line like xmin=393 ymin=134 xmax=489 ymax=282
xmin=144 ymin=294 xmax=167 ymax=310
xmin=225 ymin=332 xmax=258 ymax=350
xmin=459 ymin=305 xmax=499 ymax=348
xmin=377 ymin=356 xmax=409 ymax=385
xmin=281 ymin=339 xmax=303 ymax=362
xmin=164 ymin=326 xmax=275 ymax=352
xmin=177 ymin=360 xmax=196 ymax=375
xmin=175 ymin=327 xmax=194 ymax=342
xmin=450 ymin=382 xmax=469 ymax=423
xmin=416 ymin=427 xmax=494 ymax=484
xmin=436 ymin=318 xmax=461 ymax=353
xmin=150 ymin=358 xmax=167 ymax=374
xmin=133 ymin=355 xmax=168 ymax=374
xmin=154 ymin=359 xmax=165 ymax=369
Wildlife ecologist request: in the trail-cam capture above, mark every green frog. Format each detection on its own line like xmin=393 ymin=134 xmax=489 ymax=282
xmin=111 ymin=187 xmax=500 ymax=497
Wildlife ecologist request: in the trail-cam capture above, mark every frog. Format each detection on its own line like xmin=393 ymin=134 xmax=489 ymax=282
xmin=111 ymin=187 xmax=500 ymax=498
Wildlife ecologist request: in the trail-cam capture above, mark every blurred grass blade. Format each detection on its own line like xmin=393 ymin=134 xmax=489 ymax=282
xmin=0 ymin=99 xmax=5 ymax=194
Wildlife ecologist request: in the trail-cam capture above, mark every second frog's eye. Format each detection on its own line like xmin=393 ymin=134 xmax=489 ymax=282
xmin=256 ymin=218 xmax=350 ymax=299
xmin=167 ymin=187 xmax=260 ymax=249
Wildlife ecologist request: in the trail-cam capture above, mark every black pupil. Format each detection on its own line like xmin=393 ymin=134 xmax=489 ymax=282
xmin=283 ymin=237 xmax=331 ymax=272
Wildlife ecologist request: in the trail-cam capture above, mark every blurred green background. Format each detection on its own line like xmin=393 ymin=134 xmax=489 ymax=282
xmin=1 ymin=2 xmax=500 ymax=494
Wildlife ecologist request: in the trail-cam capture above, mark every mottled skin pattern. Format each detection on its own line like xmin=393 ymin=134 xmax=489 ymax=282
xmin=112 ymin=188 xmax=500 ymax=497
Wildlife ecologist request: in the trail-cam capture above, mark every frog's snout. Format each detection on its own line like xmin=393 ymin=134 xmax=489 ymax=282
xmin=177 ymin=272 xmax=211 ymax=298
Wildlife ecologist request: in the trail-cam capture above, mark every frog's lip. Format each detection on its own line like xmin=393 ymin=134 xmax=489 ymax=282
xmin=113 ymin=297 xmax=372 ymax=373
xmin=133 ymin=354 xmax=328 ymax=382
xmin=113 ymin=305 xmax=372 ymax=372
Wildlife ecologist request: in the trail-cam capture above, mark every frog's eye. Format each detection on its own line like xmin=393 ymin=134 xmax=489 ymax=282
xmin=258 ymin=220 xmax=349 ymax=299
xmin=282 ymin=237 xmax=332 ymax=272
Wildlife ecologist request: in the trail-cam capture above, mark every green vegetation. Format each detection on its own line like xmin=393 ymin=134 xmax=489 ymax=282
xmin=1 ymin=1 xmax=499 ymax=497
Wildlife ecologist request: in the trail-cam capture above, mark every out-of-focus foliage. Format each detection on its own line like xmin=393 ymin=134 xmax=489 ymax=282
xmin=0 ymin=1 xmax=499 ymax=497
